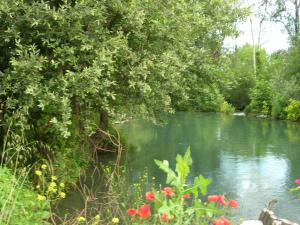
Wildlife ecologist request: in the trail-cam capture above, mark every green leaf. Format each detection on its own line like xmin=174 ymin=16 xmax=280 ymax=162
xmin=176 ymin=147 xmax=192 ymax=187
xmin=184 ymin=175 xmax=211 ymax=198
xmin=154 ymin=159 xmax=178 ymax=185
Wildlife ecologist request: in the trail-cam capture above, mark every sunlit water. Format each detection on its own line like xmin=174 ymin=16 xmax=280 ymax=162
xmin=121 ymin=112 xmax=300 ymax=222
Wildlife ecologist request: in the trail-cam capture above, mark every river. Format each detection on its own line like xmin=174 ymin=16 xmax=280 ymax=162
xmin=56 ymin=112 xmax=300 ymax=223
xmin=121 ymin=112 xmax=300 ymax=222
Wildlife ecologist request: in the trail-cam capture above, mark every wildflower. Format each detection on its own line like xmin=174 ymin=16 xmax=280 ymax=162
xmin=137 ymin=204 xmax=151 ymax=219
xmin=162 ymin=187 xmax=175 ymax=197
xmin=95 ymin=215 xmax=100 ymax=220
xmin=152 ymin=177 xmax=156 ymax=180
xmin=208 ymin=195 xmax=219 ymax=202
xmin=127 ymin=208 xmax=136 ymax=216
xmin=59 ymin=192 xmax=66 ymax=198
xmin=213 ymin=217 xmax=231 ymax=225
xmin=208 ymin=195 xmax=226 ymax=205
xmin=35 ymin=170 xmax=42 ymax=176
xmin=41 ymin=164 xmax=47 ymax=170
xmin=48 ymin=183 xmax=57 ymax=193
xmin=218 ymin=195 xmax=226 ymax=205
xmin=60 ymin=182 xmax=65 ymax=188
xmin=183 ymin=194 xmax=190 ymax=200
xmin=145 ymin=191 xmax=156 ymax=201
xmin=37 ymin=194 xmax=46 ymax=201
xmin=50 ymin=181 xmax=56 ymax=187
xmin=112 ymin=217 xmax=119 ymax=224
xmin=77 ymin=216 xmax=86 ymax=222
xmin=161 ymin=213 xmax=168 ymax=222
xmin=295 ymin=179 xmax=300 ymax=185
xmin=228 ymin=199 xmax=238 ymax=208
xmin=51 ymin=176 xmax=57 ymax=181
xmin=36 ymin=185 xmax=40 ymax=189
xmin=48 ymin=187 xmax=57 ymax=193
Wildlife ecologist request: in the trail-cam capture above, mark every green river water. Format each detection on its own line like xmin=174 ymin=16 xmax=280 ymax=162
xmin=57 ymin=112 xmax=300 ymax=223
xmin=121 ymin=112 xmax=300 ymax=222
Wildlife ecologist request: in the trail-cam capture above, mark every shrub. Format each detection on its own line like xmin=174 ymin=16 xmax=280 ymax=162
xmin=247 ymin=79 xmax=272 ymax=115
xmin=220 ymin=101 xmax=235 ymax=114
xmin=285 ymin=99 xmax=300 ymax=121
xmin=261 ymin=101 xmax=270 ymax=116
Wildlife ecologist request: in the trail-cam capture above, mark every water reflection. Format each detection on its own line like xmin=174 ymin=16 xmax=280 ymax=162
xmin=122 ymin=112 xmax=300 ymax=222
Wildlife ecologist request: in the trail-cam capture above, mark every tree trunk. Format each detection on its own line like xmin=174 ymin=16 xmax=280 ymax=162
xmin=71 ymin=97 xmax=84 ymax=134
xmin=99 ymin=109 xmax=108 ymax=132
xmin=93 ymin=109 xmax=109 ymax=152
xmin=250 ymin=18 xmax=257 ymax=79
xmin=294 ymin=0 xmax=300 ymax=35
xmin=0 ymin=101 xmax=6 ymax=151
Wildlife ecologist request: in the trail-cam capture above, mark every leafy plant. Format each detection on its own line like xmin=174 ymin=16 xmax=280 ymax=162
xmin=126 ymin=148 xmax=238 ymax=225
xmin=220 ymin=101 xmax=235 ymax=114
xmin=285 ymin=99 xmax=300 ymax=121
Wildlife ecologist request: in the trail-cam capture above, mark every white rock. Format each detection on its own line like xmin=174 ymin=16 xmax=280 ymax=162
xmin=233 ymin=112 xmax=246 ymax=116
xmin=240 ymin=220 xmax=263 ymax=225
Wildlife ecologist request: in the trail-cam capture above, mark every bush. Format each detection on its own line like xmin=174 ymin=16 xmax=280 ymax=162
xmin=0 ymin=167 xmax=51 ymax=225
xmin=285 ymin=99 xmax=300 ymax=121
xmin=220 ymin=101 xmax=235 ymax=114
xmin=247 ymin=79 xmax=272 ymax=115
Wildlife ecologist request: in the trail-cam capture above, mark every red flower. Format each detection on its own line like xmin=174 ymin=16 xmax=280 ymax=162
xmin=208 ymin=195 xmax=226 ymax=205
xmin=213 ymin=217 xmax=231 ymax=225
xmin=161 ymin=213 xmax=168 ymax=222
xmin=127 ymin=208 xmax=136 ymax=216
xmin=228 ymin=199 xmax=238 ymax=208
xmin=183 ymin=194 xmax=190 ymax=200
xmin=218 ymin=195 xmax=226 ymax=206
xmin=208 ymin=195 xmax=219 ymax=202
xmin=162 ymin=187 xmax=175 ymax=197
xmin=137 ymin=204 xmax=151 ymax=219
xmin=145 ymin=191 xmax=156 ymax=201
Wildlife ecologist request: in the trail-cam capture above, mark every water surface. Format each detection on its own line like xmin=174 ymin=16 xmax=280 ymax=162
xmin=121 ymin=112 xmax=300 ymax=222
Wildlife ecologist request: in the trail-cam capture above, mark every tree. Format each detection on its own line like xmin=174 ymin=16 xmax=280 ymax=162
xmin=224 ymin=44 xmax=257 ymax=110
xmin=0 ymin=0 xmax=246 ymax=168
xmin=269 ymin=0 xmax=300 ymax=39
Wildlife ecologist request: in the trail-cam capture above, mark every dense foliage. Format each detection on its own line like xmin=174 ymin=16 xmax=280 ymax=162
xmin=225 ymin=42 xmax=300 ymax=121
xmin=0 ymin=0 xmax=245 ymax=169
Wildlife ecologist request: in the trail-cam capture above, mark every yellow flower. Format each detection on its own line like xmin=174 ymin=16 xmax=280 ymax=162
xmin=152 ymin=176 xmax=156 ymax=180
xmin=59 ymin=182 xmax=65 ymax=188
xmin=95 ymin=215 xmax=100 ymax=220
xmin=77 ymin=216 xmax=86 ymax=222
xmin=112 ymin=217 xmax=119 ymax=224
xmin=51 ymin=176 xmax=57 ymax=181
xmin=36 ymin=185 xmax=40 ymax=189
xmin=59 ymin=192 xmax=66 ymax=198
xmin=49 ymin=181 xmax=57 ymax=187
xmin=41 ymin=164 xmax=47 ymax=170
xmin=35 ymin=170 xmax=42 ymax=176
xmin=37 ymin=194 xmax=46 ymax=201
xmin=48 ymin=185 xmax=57 ymax=193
